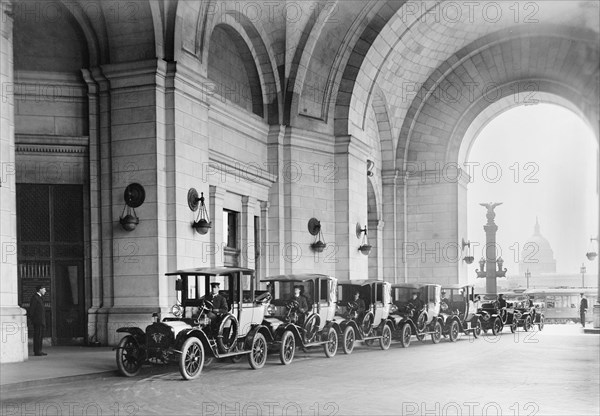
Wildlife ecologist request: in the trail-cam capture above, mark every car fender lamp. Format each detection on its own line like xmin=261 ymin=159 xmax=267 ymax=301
xmin=119 ymin=183 xmax=145 ymax=231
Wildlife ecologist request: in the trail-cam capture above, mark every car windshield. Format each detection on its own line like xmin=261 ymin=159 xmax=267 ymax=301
xmin=266 ymin=280 xmax=315 ymax=307
xmin=338 ymin=284 xmax=370 ymax=305
xmin=480 ymin=294 xmax=498 ymax=301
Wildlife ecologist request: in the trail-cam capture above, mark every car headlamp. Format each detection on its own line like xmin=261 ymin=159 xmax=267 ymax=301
xmin=389 ymin=304 xmax=398 ymax=314
xmin=171 ymin=304 xmax=183 ymax=317
xmin=267 ymin=304 xmax=275 ymax=315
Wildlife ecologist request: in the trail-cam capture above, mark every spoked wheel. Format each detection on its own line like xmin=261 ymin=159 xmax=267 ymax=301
xmin=323 ymin=327 xmax=338 ymax=358
xmin=472 ymin=319 xmax=481 ymax=339
xmin=399 ymin=323 xmax=412 ymax=348
xmin=217 ymin=315 xmax=239 ymax=354
xmin=204 ymin=356 xmax=214 ymax=366
xmin=230 ymin=355 xmax=243 ymax=363
xmin=303 ymin=315 xmax=319 ymax=343
xmin=538 ymin=316 xmax=545 ymax=331
xmin=523 ymin=316 xmax=532 ymax=332
xmin=431 ymin=321 xmax=442 ymax=344
xmin=279 ymin=331 xmax=295 ymax=365
xmin=379 ymin=324 xmax=392 ymax=350
xmin=448 ymin=320 xmax=460 ymax=342
xmin=179 ymin=337 xmax=204 ymax=380
xmin=342 ymin=326 xmax=355 ymax=354
xmin=248 ymin=333 xmax=267 ymax=370
xmin=116 ymin=335 xmax=142 ymax=377
xmin=491 ymin=318 xmax=502 ymax=336
xmin=510 ymin=322 xmax=517 ymax=333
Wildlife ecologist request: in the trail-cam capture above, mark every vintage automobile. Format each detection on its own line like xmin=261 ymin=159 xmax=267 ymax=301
xmin=389 ymin=283 xmax=444 ymax=347
xmin=115 ymin=267 xmax=273 ymax=380
xmin=333 ymin=280 xmax=394 ymax=354
xmin=439 ymin=285 xmax=482 ymax=341
xmin=476 ymin=294 xmax=507 ymax=335
xmin=504 ymin=293 xmax=544 ymax=332
xmin=260 ymin=274 xmax=339 ymax=365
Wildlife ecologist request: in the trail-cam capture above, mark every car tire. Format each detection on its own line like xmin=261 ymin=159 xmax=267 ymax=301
xmin=248 ymin=333 xmax=267 ymax=370
xmin=523 ymin=316 xmax=532 ymax=332
xmin=400 ymin=323 xmax=412 ymax=348
xmin=179 ymin=337 xmax=204 ymax=380
xmin=472 ymin=319 xmax=481 ymax=339
xmin=116 ymin=335 xmax=142 ymax=377
xmin=279 ymin=331 xmax=295 ymax=365
xmin=449 ymin=320 xmax=459 ymax=342
xmin=230 ymin=355 xmax=242 ymax=363
xmin=342 ymin=326 xmax=355 ymax=355
xmin=510 ymin=322 xmax=517 ymax=333
xmin=431 ymin=321 xmax=442 ymax=344
xmin=538 ymin=315 xmax=545 ymax=331
xmin=379 ymin=324 xmax=392 ymax=350
xmin=323 ymin=327 xmax=338 ymax=358
xmin=416 ymin=333 xmax=426 ymax=342
xmin=217 ymin=314 xmax=238 ymax=354
xmin=491 ymin=318 xmax=502 ymax=335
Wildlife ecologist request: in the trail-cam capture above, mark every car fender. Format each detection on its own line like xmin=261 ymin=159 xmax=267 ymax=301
xmin=276 ymin=322 xmax=302 ymax=343
xmin=246 ymin=324 xmax=275 ymax=345
xmin=324 ymin=321 xmax=341 ymax=335
xmin=116 ymin=327 xmax=145 ymax=346
xmin=175 ymin=328 xmax=212 ymax=355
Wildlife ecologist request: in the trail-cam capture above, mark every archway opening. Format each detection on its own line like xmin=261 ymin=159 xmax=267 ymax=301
xmin=465 ymin=103 xmax=598 ymax=291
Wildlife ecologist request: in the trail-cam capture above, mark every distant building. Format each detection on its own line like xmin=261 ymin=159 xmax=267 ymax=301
xmin=519 ymin=218 xmax=556 ymax=275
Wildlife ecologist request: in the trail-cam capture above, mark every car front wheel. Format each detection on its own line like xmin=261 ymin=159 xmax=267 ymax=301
xmin=449 ymin=320 xmax=459 ymax=342
xmin=491 ymin=318 xmax=502 ymax=335
xmin=523 ymin=316 xmax=532 ymax=332
xmin=248 ymin=333 xmax=267 ymax=370
xmin=279 ymin=331 xmax=295 ymax=365
xmin=400 ymin=323 xmax=412 ymax=348
xmin=116 ymin=335 xmax=142 ymax=377
xmin=538 ymin=316 xmax=545 ymax=331
xmin=179 ymin=337 xmax=204 ymax=380
xmin=431 ymin=321 xmax=442 ymax=344
xmin=342 ymin=326 xmax=355 ymax=354
xmin=379 ymin=324 xmax=392 ymax=350
xmin=472 ymin=319 xmax=482 ymax=339
xmin=323 ymin=327 xmax=338 ymax=358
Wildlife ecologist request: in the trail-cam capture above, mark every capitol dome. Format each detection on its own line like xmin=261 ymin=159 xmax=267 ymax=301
xmin=519 ymin=217 xmax=556 ymax=275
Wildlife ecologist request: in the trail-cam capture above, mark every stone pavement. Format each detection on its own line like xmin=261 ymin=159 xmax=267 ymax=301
xmin=0 ymin=346 xmax=114 ymax=389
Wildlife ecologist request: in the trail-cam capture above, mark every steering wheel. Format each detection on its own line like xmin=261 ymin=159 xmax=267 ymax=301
xmin=347 ymin=301 xmax=359 ymax=311
xmin=255 ymin=292 xmax=272 ymax=304
xmin=200 ymin=299 xmax=214 ymax=312
xmin=286 ymin=299 xmax=300 ymax=311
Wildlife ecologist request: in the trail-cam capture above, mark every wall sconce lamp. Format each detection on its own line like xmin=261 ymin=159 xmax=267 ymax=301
xmin=586 ymin=237 xmax=598 ymax=261
xmin=367 ymin=160 xmax=375 ymax=177
xmin=462 ymin=238 xmax=474 ymax=264
xmin=356 ymin=223 xmax=372 ymax=255
xmin=308 ymin=218 xmax=326 ymax=253
xmin=188 ymin=188 xmax=211 ymax=235
xmin=119 ymin=183 xmax=145 ymax=231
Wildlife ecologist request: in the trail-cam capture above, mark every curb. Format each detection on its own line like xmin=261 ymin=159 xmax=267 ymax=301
xmin=0 ymin=371 xmax=117 ymax=392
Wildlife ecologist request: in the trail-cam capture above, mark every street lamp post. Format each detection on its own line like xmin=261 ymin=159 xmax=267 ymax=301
xmin=525 ymin=269 xmax=531 ymax=289
xmin=475 ymin=202 xmax=507 ymax=294
xmin=580 ymin=263 xmax=586 ymax=288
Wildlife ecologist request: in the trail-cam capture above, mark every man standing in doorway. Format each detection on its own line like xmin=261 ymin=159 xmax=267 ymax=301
xmin=29 ymin=285 xmax=47 ymax=356
xmin=579 ymin=293 xmax=588 ymax=328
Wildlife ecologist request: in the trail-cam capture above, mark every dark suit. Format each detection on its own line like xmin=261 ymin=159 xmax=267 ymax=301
xmin=29 ymin=293 xmax=46 ymax=355
xmin=441 ymin=298 xmax=451 ymax=312
xmin=498 ymin=298 xmax=507 ymax=309
xmin=580 ymin=297 xmax=588 ymax=327
xmin=291 ymin=295 xmax=308 ymax=313
xmin=206 ymin=293 xmax=228 ymax=314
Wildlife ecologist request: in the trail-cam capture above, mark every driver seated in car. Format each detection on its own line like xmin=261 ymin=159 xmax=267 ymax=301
xmin=287 ymin=285 xmax=309 ymax=324
xmin=440 ymin=291 xmax=451 ymax=313
xmin=348 ymin=290 xmax=366 ymax=319
xmin=498 ymin=294 xmax=507 ymax=309
xmin=205 ymin=282 xmax=229 ymax=320
xmin=409 ymin=292 xmax=424 ymax=321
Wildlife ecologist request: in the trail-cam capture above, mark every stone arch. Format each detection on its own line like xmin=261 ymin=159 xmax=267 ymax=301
xmin=207 ymin=23 xmax=265 ymax=118
xmin=398 ymin=26 xmax=600 ymax=168
xmin=196 ymin=8 xmax=282 ymax=124
xmin=370 ymin=85 xmax=396 ymax=172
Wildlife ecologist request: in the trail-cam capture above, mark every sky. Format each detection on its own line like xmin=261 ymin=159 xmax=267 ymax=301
xmin=466 ymin=104 xmax=598 ymax=278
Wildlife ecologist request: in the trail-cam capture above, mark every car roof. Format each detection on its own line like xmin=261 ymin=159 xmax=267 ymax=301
xmin=337 ymin=279 xmax=388 ymax=286
xmin=441 ymin=284 xmax=473 ymax=290
xmin=261 ymin=273 xmax=334 ymax=282
xmin=165 ymin=267 xmax=254 ymax=277
xmin=391 ymin=283 xmax=422 ymax=289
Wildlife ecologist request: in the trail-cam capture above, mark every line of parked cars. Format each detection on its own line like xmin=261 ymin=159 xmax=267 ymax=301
xmin=115 ymin=267 xmax=545 ymax=380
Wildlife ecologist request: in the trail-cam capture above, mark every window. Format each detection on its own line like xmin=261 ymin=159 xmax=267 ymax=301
xmin=223 ymin=210 xmax=238 ymax=248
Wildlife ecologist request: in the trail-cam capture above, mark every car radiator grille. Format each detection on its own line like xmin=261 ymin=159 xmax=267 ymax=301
xmin=146 ymin=323 xmax=174 ymax=350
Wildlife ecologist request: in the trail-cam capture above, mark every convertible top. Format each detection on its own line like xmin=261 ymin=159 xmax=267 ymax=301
xmin=391 ymin=283 xmax=422 ymax=289
xmin=261 ymin=273 xmax=334 ymax=282
xmin=441 ymin=284 xmax=474 ymax=290
xmin=165 ymin=267 xmax=254 ymax=277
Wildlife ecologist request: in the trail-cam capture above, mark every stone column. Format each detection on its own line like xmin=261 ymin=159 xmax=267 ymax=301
xmin=209 ymin=185 xmax=225 ymax=267
xmin=259 ymin=201 xmax=269 ymax=279
xmin=368 ymin=219 xmax=384 ymax=280
xmin=381 ymin=169 xmax=398 ymax=283
xmin=240 ymin=196 xmax=257 ymax=269
xmin=334 ymin=135 xmax=369 ymax=280
xmin=0 ymin=1 xmax=28 ymax=363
